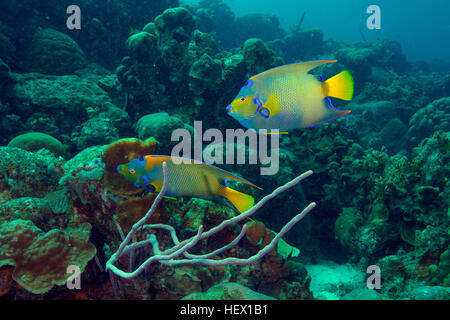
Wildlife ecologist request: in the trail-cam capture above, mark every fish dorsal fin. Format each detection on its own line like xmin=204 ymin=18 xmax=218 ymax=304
xmin=251 ymin=60 xmax=337 ymax=80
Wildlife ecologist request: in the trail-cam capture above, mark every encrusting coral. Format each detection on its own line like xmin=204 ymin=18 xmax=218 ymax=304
xmin=0 ymin=219 xmax=96 ymax=294
xmin=102 ymin=138 xmax=158 ymax=195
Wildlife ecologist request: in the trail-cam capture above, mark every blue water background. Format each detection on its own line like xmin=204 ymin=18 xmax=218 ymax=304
xmin=183 ymin=0 xmax=450 ymax=63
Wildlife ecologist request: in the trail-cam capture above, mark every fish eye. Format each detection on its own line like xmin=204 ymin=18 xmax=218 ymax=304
xmin=240 ymin=97 xmax=246 ymax=101
xmin=129 ymin=169 xmax=136 ymax=174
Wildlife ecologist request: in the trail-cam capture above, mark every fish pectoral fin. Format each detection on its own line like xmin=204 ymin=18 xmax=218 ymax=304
xmin=323 ymin=70 xmax=354 ymax=101
xmin=261 ymin=94 xmax=281 ymax=119
xmin=151 ymin=179 xmax=164 ymax=192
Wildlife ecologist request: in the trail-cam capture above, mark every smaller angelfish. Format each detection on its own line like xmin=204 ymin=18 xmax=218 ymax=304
xmin=226 ymin=60 xmax=354 ymax=131
xmin=117 ymin=155 xmax=261 ymax=213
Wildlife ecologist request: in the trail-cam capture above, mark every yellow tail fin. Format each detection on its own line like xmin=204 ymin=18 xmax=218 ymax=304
xmin=221 ymin=187 xmax=254 ymax=213
xmin=323 ymin=70 xmax=354 ymax=101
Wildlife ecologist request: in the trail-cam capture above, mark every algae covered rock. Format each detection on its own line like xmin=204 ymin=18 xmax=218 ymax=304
xmin=10 ymin=73 xmax=116 ymax=119
xmin=135 ymin=112 xmax=193 ymax=154
xmin=126 ymin=31 xmax=158 ymax=63
xmin=7 ymin=132 xmax=65 ymax=157
xmin=270 ymin=28 xmax=324 ymax=62
xmin=407 ymin=97 xmax=450 ymax=147
xmin=243 ymin=38 xmax=283 ymax=76
xmin=341 ymin=288 xmax=382 ymax=300
xmin=182 ymin=282 xmax=276 ymax=300
xmin=155 ymin=7 xmax=196 ymax=65
xmin=409 ymin=286 xmax=450 ymax=300
xmin=305 ymin=263 xmax=365 ymax=300
xmin=75 ymin=117 xmax=119 ymax=151
xmin=0 ymin=147 xmax=63 ymax=203
xmin=155 ymin=7 xmax=196 ymax=46
xmin=0 ymin=219 xmax=96 ymax=294
xmin=234 ymin=13 xmax=285 ymax=45
xmin=188 ymin=53 xmax=223 ymax=95
xmin=0 ymin=197 xmax=54 ymax=231
xmin=26 ymin=28 xmax=86 ymax=75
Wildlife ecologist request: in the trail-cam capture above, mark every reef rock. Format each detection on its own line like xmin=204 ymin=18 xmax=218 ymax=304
xmin=243 ymin=38 xmax=283 ymax=76
xmin=126 ymin=31 xmax=158 ymax=63
xmin=0 ymin=147 xmax=63 ymax=203
xmin=26 ymin=28 xmax=86 ymax=75
xmin=135 ymin=112 xmax=193 ymax=154
xmin=7 ymin=132 xmax=65 ymax=157
xmin=406 ymin=97 xmax=450 ymax=148
xmin=182 ymin=282 xmax=276 ymax=300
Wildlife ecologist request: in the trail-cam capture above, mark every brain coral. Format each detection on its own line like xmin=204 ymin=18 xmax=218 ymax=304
xmin=0 ymin=220 xmax=96 ymax=294
xmin=7 ymin=132 xmax=65 ymax=157
xmin=26 ymin=28 xmax=86 ymax=75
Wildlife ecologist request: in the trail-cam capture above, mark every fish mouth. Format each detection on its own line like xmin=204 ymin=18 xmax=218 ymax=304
xmin=226 ymin=105 xmax=242 ymax=119
xmin=226 ymin=105 xmax=237 ymax=118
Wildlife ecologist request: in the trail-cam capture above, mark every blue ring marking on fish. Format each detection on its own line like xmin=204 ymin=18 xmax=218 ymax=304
xmin=242 ymin=79 xmax=253 ymax=89
xmin=134 ymin=183 xmax=140 ymax=188
xmin=141 ymin=175 xmax=150 ymax=183
xmin=259 ymin=107 xmax=270 ymax=119
xmin=248 ymin=96 xmax=263 ymax=119
xmin=117 ymin=165 xmax=122 ymax=172
xmin=226 ymin=105 xmax=232 ymax=111
xmin=318 ymin=74 xmax=324 ymax=82
xmin=137 ymin=156 xmax=146 ymax=165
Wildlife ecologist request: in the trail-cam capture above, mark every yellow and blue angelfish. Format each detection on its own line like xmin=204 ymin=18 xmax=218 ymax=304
xmin=226 ymin=60 xmax=354 ymax=131
xmin=117 ymin=155 xmax=261 ymax=213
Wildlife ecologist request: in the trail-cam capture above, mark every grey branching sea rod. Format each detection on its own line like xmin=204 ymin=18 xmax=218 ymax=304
xmin=106 ymin=162 xmax=315 ymax=298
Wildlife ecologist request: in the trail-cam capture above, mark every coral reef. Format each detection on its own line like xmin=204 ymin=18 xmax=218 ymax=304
xmin=0 ymin=147 xmax=63 ymax=203
xmin=101 ymin=137 xmax=158 ymax=195
xmin=0 ymin=0 xmax=448 ymax=301
xmin=330 ymin=131 xmax=449 ymax=260
xmin=269 ymin=29 xmax=324 ymax=63
xmin=135 ymin=112 xmax=193 ymax=154
xmin=4 ymin=71 xmax=128 ymax=154
xmin=7 ymin=132 xmax=66 ymax=157
xmin=182 ymin=282 xmax=276 ymax=300
xmin=26 ymin=28 xmax=87 ymax=76
xmin=106 ymin=164 xmax=315 ymax=300
xmin=0 ymin=219 xmax=96 ymax=294
xmin=406 ymin=97 xmax=450 ymax=148
xmin=242 ymin=38 xmax=284 ymax=76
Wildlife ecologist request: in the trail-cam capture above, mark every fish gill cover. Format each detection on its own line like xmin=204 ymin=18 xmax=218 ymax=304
xmin=0 ymin=0 xmax=448 ymax=302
